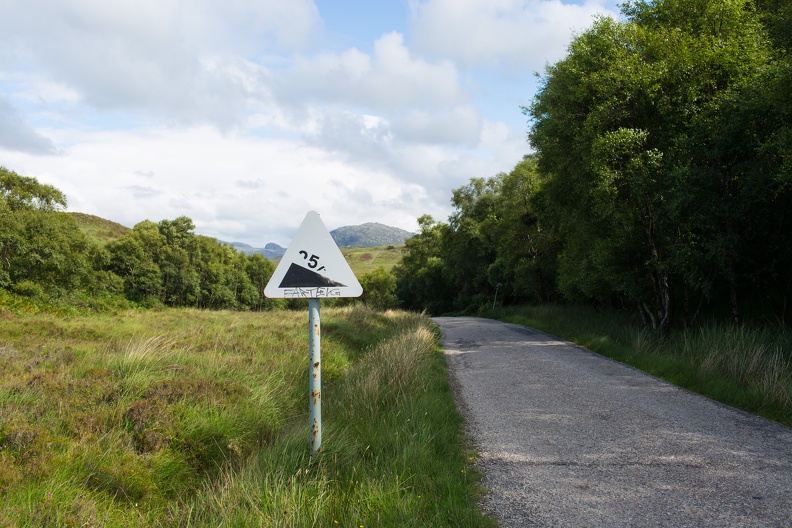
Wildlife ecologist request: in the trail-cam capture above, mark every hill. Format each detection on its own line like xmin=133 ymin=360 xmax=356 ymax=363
xmin=229 ymin=222 xmax=413 ymax=258
xmin=68 ymin=212 xmax=130 ymax=245
xmin=229 ymin=242 xmax=286 ymax=259
xmin=331 ymin=222 xmax=413 ymax=247
xmin=342 ymin=245 xmax=403 ymax=275
xmin=70 ymin=213 xmax=408 ymax=270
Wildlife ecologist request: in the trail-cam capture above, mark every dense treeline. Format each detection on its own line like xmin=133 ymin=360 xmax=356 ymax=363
xmin=394 ymin=0 xmax=791 ymax=333
xmin=0 ymin=166 xmax=282 ymax=311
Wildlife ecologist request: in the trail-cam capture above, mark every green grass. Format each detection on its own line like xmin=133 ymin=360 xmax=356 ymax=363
xmin=0 ymin=306 xmax=494 ymax=527
xmin=488 ymin=305 xmax=792 ymax=427
xmin=69 ymin=213 xmax=131 ymax=246
xmin=341 ymin=245 xmax=403 ymax=276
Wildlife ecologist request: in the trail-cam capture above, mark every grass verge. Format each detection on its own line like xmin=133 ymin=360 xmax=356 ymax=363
xmin=0 ymin=306 xmax=494 ymax=527
xmin=487 ymin=305 xmax=792 ymax=427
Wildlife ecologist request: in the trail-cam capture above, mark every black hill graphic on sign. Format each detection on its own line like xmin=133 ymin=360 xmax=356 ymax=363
xmin=278 ymin=263 xmax=347 ymax=288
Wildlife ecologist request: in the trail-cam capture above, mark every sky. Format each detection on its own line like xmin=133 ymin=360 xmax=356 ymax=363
xmin=0 ymin=0 xmax=621 ymax=246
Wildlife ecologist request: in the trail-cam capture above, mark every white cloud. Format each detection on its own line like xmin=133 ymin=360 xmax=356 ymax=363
xmin=0 ymin=0 xmax=320 ymax=127
xmin=275 ymin=32 xmax=463 ymax=112
xmin=392 ymin=105 xmax=483 ymax=146
xmin=0 ymin=0 xmax=565 ymax=246
xmin=0 ymin=73 xmax=81 ymax=107
xmin=0 ymin=124 xmax=445 ymax=245
xmin=409 ymin=0 xmax=619 ymax=68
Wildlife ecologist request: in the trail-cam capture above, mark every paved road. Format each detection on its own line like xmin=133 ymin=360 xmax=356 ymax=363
xmin=434 ymin=317 xmax=792 ymax=527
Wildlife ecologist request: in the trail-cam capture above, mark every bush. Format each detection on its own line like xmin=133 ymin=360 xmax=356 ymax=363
xmin=12 ymin=280 xmax=44 ymax=298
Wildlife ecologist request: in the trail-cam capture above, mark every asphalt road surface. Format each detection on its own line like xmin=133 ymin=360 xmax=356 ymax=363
xmin=434 ymin=317 xmax=792 ymax=527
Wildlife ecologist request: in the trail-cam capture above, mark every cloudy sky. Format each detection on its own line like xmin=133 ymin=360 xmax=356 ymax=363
xmin=0 ymin=0 xmax=620 ymax=246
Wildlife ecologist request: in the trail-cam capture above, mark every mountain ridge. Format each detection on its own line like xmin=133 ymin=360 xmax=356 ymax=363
xmin=229 ymin=222 xmax=413 ymax=258
xmin=330 ymin=222 xmax=413 ymax=248
xmin=68 ymin=212 xmax=410 ymax=259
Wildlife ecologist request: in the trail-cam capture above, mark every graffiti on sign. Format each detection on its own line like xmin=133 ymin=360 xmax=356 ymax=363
xmin=282 ymin=287 xmax=342 ymax=298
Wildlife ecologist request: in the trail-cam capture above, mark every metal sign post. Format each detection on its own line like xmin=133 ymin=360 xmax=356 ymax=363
xmin=264 ymin=211 xmax=362 ymax=456
xmin=308 ymin=298 xmax=321 ymax=454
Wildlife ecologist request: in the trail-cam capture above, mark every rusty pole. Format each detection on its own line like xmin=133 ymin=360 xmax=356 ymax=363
xmin=308 ymin=298 xmax=322 ymax=455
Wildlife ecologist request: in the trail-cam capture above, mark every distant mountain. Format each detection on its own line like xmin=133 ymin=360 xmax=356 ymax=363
xmin=229 ymin=242 xmax=286 ymax=259
xmin=69 ymin=212 xmax=409 ymax=257
xmin=330 ymin=222 xmax=413 ymax=247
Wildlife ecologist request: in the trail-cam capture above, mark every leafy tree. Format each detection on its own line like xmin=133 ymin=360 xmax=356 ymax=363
xmin=0 ymin=167 xmax=66 ymax=212
xmin=107 ymin=221 xmax=164 ymax=303
xmin=157 ymin=217 xmax=200 ymax=306
xmin=245 ymin=253 xmax=284 ymax=310
xmin=228 ymin=250 xmax=259 ymax=309
xmin=394 ymin=158 xmax=560 ymax=313
xmin=488 ymin=157 xmax=559 ymax=304
xmin=528 ymin=0 xmax=774 ymax=333
xmin=392 ymin=215 xmax=453 ymax=314
xmin=0 ymin=167 xmax=93 ymax=293
xmin=360 ymin=267 xmax=398 ymax=311
xmin=444 ymin=177 xmax=500 ymax=309
xmin=692 ymin=56 xmax=792 ymax=325
xmin=0 ymin=167 xmax=293 ymax=312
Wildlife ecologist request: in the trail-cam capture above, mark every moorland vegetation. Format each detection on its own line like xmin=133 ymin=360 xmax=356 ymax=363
xmin=0 ymin=307 xmax=493 ymax=526
xmin=1 ymin=0 xmax=791 ymax=522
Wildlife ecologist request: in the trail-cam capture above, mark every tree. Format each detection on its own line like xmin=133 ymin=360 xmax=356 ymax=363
xmin=392 ymin=215 xmax=453 ymax=314
xmin=0 ymin=167 xmax=66 ymax=212
xmin=0 ymin=167 xmax=93 ymax=293
xmin=488 ymin=157 xmax=559 ymax=304
xmin=245 ymin=253 xmax=283 ymax=310
xmin=156 ymin=217 xmax=200 ymax=306
xmin=360 ymin=267 xmax=398 ymax=311
xmin=528 ymin=0 xmax=774 ymax=333
xmin=107 ymin=221 xmax=164 ymax=303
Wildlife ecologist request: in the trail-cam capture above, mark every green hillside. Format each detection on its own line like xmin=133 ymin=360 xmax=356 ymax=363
xmin=69 ymin=212 xmax=130 ymax=246
xmin=69 ymin=213 xmax=404 ymax=278
xmin=342 ymin=245 xmax=403 ymax=276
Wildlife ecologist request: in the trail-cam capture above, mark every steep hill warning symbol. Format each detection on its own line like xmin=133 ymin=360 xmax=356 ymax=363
xmin=264 ymin=211 xmax=363 ymax=299
xmin=278 ymin=262 xmax=346 ymax=288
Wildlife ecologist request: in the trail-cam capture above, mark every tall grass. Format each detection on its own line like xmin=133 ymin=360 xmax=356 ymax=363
xmin=671 ymin=325 xmax=791 ymax=412
xmin=0 ymin=307 xmax=493 ymax=527
xmin=490 ymin=305 xmax=792 ymax=426
xmin=180 ymin=312 xmax=494 ymax=526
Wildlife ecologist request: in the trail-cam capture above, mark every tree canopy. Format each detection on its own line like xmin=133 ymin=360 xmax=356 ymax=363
xmin=0 ymin=166 xmax=279 ymax=311
xmin=394 ymin=0 xmax=792 ymax=330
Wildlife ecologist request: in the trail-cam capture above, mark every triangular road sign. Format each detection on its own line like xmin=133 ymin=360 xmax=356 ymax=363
xmin=264 ymin=211 xmax=363 ymax=299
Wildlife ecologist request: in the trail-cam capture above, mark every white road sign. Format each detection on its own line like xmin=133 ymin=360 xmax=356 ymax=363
xmin=264 ymin=211 xmax=363 ymax=299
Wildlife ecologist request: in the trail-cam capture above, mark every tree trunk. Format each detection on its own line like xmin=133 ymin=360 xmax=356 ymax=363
xmin=729 ymin=277 xmax=739 ymax=327
xmin=683 ymin=287 xmax=690 ymax=331
xmin=638 ymin=302 xmax=652 ymax=328
xmin=658 ymin=269 xmax=672 ymax=339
